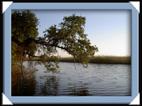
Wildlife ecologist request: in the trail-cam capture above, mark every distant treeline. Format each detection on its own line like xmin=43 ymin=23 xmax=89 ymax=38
xmin=28 ymin=56 xmax=131 ymax=64
xmin=59 ymin=56 xmax=131 ymax=64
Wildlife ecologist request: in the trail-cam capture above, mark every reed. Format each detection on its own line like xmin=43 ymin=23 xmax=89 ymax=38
xmin=59 ymin=56 xmax=131 ymax=64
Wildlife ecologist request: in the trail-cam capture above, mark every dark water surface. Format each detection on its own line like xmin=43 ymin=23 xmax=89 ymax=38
xmin=24 ymin=62 xmax=131 ymax=96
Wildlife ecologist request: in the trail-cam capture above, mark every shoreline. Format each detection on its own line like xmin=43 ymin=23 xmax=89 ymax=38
xmin=25 ymin=56 xmax=131 ymax=64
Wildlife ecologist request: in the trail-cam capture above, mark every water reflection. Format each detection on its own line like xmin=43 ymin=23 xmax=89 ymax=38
xmin=67 ymin=84 xmax=90 ymax=96
xmin=23 ymin=62 xmax=131 ymax=96
xmin=39 ymin=75 xmax=59 ymax=96
xmin=12 ymin=63 xmax=36 ymax=96
xmin=37 ymin=75 xmax=90 ymax=96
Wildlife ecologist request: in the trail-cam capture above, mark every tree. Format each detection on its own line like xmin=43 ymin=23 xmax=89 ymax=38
xmin=12 ymin=10 xmax=39 ymax=95
xmin=12 ymin=10 xmax=38 ymax=61
xmin=37 ymin=14 xmax=98 ymax=68
xmin=12 ymin=10 xmax=98 ymax=71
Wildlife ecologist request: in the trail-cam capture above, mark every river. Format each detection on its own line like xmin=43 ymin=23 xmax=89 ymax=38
xmin=24 ymin=62 xmax=131 ymax=96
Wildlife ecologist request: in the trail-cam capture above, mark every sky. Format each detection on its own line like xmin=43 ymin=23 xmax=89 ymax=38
xmin=32 ymin=10 xmax=131 ymax=57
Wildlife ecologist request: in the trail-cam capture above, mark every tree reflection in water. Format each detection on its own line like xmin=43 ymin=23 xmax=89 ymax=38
xmin=39 ymin=75 xmax=90 ymax=96
xmin=12 ymin=62 xmax=36 ymax=96
xmin=67 ymin=83 xmax=90 ymax=96
xmin=68 ymin=87 xmax=90 ymax=96
xmin=40 ymin=75 xmax=59 ymax=96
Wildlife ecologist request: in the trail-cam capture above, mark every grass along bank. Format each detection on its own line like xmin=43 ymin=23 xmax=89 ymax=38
xmin=28 ymin=56 xmax=131 ymax=64
xmin=59 ymin=56 xmax=131 ymax=64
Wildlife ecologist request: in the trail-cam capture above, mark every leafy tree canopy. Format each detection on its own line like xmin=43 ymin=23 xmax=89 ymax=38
xmin=12 ymin=10 xmax=38 ymax=60
xmin=12 ymin=10 xmax=98 ymax=71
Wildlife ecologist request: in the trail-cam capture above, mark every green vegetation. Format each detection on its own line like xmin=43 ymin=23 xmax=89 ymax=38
xmin=12 ymin=10 xmax=98 ymax=71
xmin=12 ymin=10 xmax=98 ymax=95
xmin=59 ymin=56 xmax=131 ymax=64
xmin=12 ymin=10 xmax=38 ymax=95
xmin=12 ymin=63 xmax=36 ymax=95
xmin=25 ymin=56 xmax=131 ymax=64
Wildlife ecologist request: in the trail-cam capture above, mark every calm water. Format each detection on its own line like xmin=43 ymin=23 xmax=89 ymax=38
xmin=24 ymin=62 xmax=131 ymax=96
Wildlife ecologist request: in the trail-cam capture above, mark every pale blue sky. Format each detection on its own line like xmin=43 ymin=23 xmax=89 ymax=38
xmin=32 ymin=10 xmax=131 ymax=57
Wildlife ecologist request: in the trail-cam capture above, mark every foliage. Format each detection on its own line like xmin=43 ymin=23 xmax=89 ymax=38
xmin=12 ymin=10 xmax=38 ymax=59
xmin=12 ymin=63 xmax=36 ymax=96
xmin=12 ymin=10 xmax=98 ymax=71
xmin=12 ymin=10 xmax=39 ymax=95
xmin=59 ymin=56 xmax=131 ymax=64
xmin=37 ymin=14 xmax=98 ymax=67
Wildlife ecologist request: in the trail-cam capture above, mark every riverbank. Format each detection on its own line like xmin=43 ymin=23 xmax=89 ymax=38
xmin=28 ymin=56 xmax=131 ymax=64
xmin=59 ymin=56 xmax=131 ymax=64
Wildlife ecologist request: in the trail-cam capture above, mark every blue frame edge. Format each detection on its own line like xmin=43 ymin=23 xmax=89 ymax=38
xmin=3 ymin=3 xmax=139 ymax=104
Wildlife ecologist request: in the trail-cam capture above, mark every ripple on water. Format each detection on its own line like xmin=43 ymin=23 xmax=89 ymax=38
xmin=24 ymin=62 xmax=131 ymax=96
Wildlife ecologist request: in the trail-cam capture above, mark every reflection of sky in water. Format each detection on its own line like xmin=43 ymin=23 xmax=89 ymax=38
xmin=23 ymin=62 xmax=131 ymax=96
